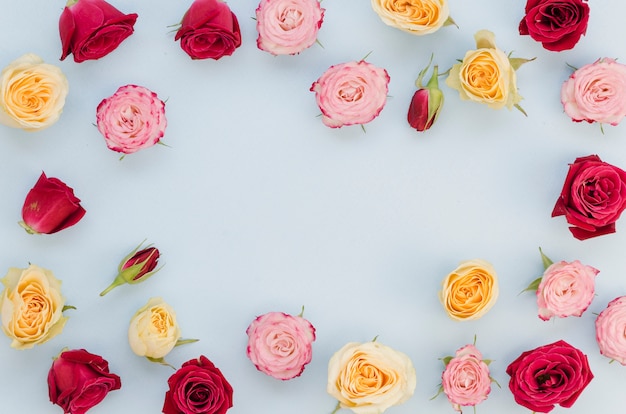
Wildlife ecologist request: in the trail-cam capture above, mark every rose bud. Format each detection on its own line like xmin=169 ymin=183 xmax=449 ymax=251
xmin=59 ymin=0 xmax=138 ymax=63
xmin=100 ymin=241 xmax=162 ymax=296
xmin=407 ymin=57 xmax=444 ymax=132
xmin=48 ymin=348 xmax=121 ymax=414
xmin=19 ymin=172 xmax=86 ymax=235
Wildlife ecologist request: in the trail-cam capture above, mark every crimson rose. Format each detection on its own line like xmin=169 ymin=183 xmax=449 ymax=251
xmin=163 ymin=355 xmax=233 ymax=414
xmin=552 ymin=155 xmax=626 ymax=240
xmin=506 ymin=340 xmax=593 ymax=413
xmin=519 ymin=0 xmax=589 ymax=52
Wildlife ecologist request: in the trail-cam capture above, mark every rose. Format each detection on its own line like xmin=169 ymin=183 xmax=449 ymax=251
xmin=174 ymin=0 xmax=242 ymax=60
xmin=519 ymin=0 xmax=589 ymax=52
xmin=96 ymin=84 xmax=167 ymax=155
xmin=246 ymin=311 xmax=316 ymax=380
xmin=440 ymin=345 xmax=491 ymax=412
xmin=128 ymin=297 xmax=181 ymax=361
xmin=371 ymin=0 xmax=451 ymax=35
xmin=439 ymin=259 xmax=499 ymax=321
xmin=407 ymin=57 xmax=444 ymax=132
xmin=19 ymin=172 xmax=86 ymax=235
xmin=506 ymin=340 xmax=593 ymax=412
xmin=536 ymin=260 xmax=598 ymax=320
xmin=0 ymin=264 xmax=68 ymax=349
xmin=0 ymin=54 xmax=68 ymax=131
xmin=48 ymin=348 xmax=121 ymax=414
xmin=595 ymin=296 xmax=626 ymax=364
xmin=561 ymin=58 xmax=626 ymax=125
xmin=327 ymin=341 xmax=416 ymax=414
xmin=256 ymin=0 xmax=325 ymax=55
xmin=552 ymin=154 xmax=626 ymax=240
xmin=162 ymin=355 xmax=233 ymax=414
xmin=310 ymin=60 xmax=390 ymax=128
xmin=100 ymin=241 xmax=161 ymax=296
xmin=59 ymin=0 xmax=138 ymax=63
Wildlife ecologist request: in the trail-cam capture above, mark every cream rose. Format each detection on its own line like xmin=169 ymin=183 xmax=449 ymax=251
xmin=0 ymin=264 xmax=68 ymax=349
xmin=371 ymin=0 xmax=450 ymax=35
xmin=327 ymin=341 xmax=416 ymax=414
xmin=128 ymin=297 xmax=181 ymax=360
xmin=0 ymin=54 xmax=69 ymax=131
xmin=439 ymin=259 xmax=499 ymax=321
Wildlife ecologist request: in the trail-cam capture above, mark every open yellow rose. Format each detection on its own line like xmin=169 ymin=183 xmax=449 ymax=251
xmin=128 ymin=297 xmax=181 ymax=361
xmin=0 ymin=264 xmax=68 ymax=350
xmin=439 ymin=259 xmax=499 ymax=321
xmin=0 ymin=53 xmax=69 ymax=131
xmin=327 ymin=341 xmax=416 ymax=414
xmin=371 ymin=0 xmax=451 ymax=35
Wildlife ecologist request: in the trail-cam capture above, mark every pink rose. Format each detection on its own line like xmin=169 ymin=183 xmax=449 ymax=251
xmin=536 ymin=260 xmax=598 ymax=320
xmin=310 ymin=60 xmax=390 ymax=128
xmin=256 ymin=0 xmax=324 ymax=55
xmin=561 ymin=58 xmax=626 ymax=125
xmin=246 ymin=311 xmax=315 ymax=380
xmin=595 ymin=296 xmax=626 ymax=365
xmin=441 ymin=345 xmax=491 ymax=412
xmin=96 ymin=85 xmax=167 ymax=155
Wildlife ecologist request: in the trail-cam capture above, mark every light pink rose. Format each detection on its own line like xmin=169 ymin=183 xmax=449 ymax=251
xmin=561 ymin=58 xmax=626 ymax=125
xmin=246 ymin=311 xmax=315 ymax=380
xmin=96 ymin=84 xmax=167 ymax=154
xmin=310 ymin=60 xmax=390 ymax=128
xmin=441 ymin=344 xmax=491 ymax=412
xmin=536 ymin=260 xmax=599 ymax=321
xmin=595 ymin=296 xmax=626 ymax=365
xmin=256 ymin=0 xmax=324 ymax=55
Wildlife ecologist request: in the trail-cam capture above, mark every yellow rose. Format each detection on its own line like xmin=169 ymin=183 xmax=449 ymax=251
xmin=371 ymin=0 xmax=451 ymax=35
xmin=446 ymin=30 xmax=524 ymax=110
xmin=0 ymin=264 xmax=68 ymax=350
xmin=128 ymin=297 xmax=181 ymax=360
xmin=439 ymin=259 xmax=499 ymax=321
xmin=327 ymin=341 xmax=416 ymax=414
xmin=0 ymin=53 xmax=69 ymax=131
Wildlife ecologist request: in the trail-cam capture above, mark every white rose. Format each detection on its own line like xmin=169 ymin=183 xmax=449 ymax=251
xmin=128 ymin=297 xmax=180 ymax=360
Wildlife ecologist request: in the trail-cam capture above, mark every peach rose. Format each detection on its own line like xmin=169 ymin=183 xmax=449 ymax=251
xmin=0 ymin=54 xmax=68 ymax=131
xmin=439 ymin=259 xmax=499 ymax=321
xmin=441 ymin=344 xmax=491 ymax=412
xmin=371 ymin=0 xmax=451 ymax=35
xmin=128 ymin=297 xmax=181 ymax=360
xmin=595 ymin=296 xmax=626 ymax=365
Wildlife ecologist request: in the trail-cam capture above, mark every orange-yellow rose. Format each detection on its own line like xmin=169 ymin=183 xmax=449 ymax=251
xmin=371 ymin=0 xmax=451 ymax=35
xmin=0 ymin=264 xmax=68 ymax=349
xmin=439 ymin=259 xmax=499 ymax=321
xmin=0 ymin=54 xmax=69 ymax=131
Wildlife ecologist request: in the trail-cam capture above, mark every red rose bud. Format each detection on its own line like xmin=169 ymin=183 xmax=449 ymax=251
xmin=407 ymin=58 xmax=444 ymax=132
xmin=59 ymin=0 xmax=138 ymax=63
xmin=19 ymin=172 xmax=86 ymax=235
xmin=100 ymin=241 xmax=161 ymax=296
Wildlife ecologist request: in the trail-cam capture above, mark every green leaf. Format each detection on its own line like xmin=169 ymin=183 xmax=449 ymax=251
xmin=538 ymin=247 xmax=553 ymax=270
xmin=520 ymin=277 xmax=542 ymax=294
xmin=509 ymin=56 xmax=536 ymax=71
xmin=440 ymin=356 xmax=453 ymax=366
xmin=430 ymin=384 xmax=445 ymax=400
xmin=62 ymin=305 xmax=76 ymax=312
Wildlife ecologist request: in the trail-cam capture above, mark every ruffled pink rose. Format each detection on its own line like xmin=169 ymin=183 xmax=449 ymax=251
xmin=310 ymin=60 xmax=390 ymax=128
xmin=561 ymin=58 xmax=626 ymax=125
xmin=246 ymin=311 xmax=315 ymax=380
xmin=441 ymin=345 xmax=491 ymax=412
xmin=595 ymin=296 xmax=626 ymax=365
xmin=536 ymin=260 xmax=598 ymax=320
xmin=96 ymin=85 xmax=166 ymax=155
xmin=256 ymin=0 xmax=324 ymax=55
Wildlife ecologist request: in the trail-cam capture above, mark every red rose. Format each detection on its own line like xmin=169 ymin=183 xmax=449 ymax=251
xmin=174 ymin=0 xmax=242 ymax=60
xmin=519 ymin=0 xmax=589 ymax=52
xmin=48 ymin=349 xmax=121 ymax=414
xmin=506 ymin=340 xmax=593 ymax=413
xmin=552 ymin=154 xmax=626 ymax=240
xmin=19 ymin=172 xmax=86 ymax=235
xmin=162 ymin=355 xmax=233 ymax=414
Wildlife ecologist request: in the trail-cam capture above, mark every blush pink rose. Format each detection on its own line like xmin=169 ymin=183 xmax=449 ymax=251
xmin=441 ymin=345 xmax=491 ymax=412
xmin=96 ymin=85 xmax=166 ymax=155
xmin=246 ymin=311 xmax=315 ymax=380
xmin=561 ymin=58 xmax=626 ymax=125
xmin=310 ymin=60 xmax=390 ymax=128
xmin=595 ymin=296 xmax=626 ymax=365
xmin=536 ymin=260 xmax=598 ymax=320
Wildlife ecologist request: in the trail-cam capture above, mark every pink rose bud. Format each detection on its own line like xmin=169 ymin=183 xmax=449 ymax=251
xmin=59 ymin=0 xmax=138 ymax=63
xmin=100 ymin=241 xmax=161 ymax=296
xmin=407 ymin=57 xmax=444 ymax=132
xmin=48 ymin=348 xmax=121 ymax=414
xmin=19 ymin=172 xmax=86 ymax=235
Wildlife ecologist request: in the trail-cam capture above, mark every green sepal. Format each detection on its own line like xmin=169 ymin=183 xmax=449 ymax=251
xmin=440 ymin=355 xmax=453 ymax=367
xmin=66 ymin=0 xmax=79 ymax=6
xmin=430 ymin=384 xmax=445 ymax=400
xmin=443 ymin=16 xmax=458 ymax=28
xmin=539 ymin=247 xmax=554 ymax=270
xmin=521 ymin=277 xmax=542 ymax=294
xmin=175 ymin=338 xmax=199 ymax=347
xmin=62 ymin=305 xmax=76 ymax=312
xmin=146 ymin=356 xmax=175 ymax=369
xmin=509 ymin=56 xmax=536 ymax=71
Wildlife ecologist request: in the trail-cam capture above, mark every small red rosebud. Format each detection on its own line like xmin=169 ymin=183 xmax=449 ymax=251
xmin=100 ymin=241 xmax=162 ymax=296
xmin=407 ymin=57 xmax=444 ymax=132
